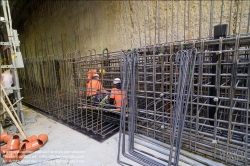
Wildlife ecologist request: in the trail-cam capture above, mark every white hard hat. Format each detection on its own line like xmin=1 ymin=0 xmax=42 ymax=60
xmin=94 ymin=73 xmax=99 ymax=77
xmin=113 ymin=78 xmax=121 ymax=84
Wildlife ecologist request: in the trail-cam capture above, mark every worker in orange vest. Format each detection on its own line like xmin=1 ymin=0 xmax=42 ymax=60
xmin=86 ymin=73 xmax=108 ymax=104
xmin=109 ymin=78 xmax=126 ymax=111
xmin=86 ymin=69 xmax=106 ymax=83
xmin=86 ymin=69 xmax=97 ymax=83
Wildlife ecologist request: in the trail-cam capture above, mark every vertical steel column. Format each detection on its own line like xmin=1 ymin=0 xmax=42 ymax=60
xmin=195 ymin=40 xmax=202 ymax=153
xmin=209 ymin=0 xmax=214 ymax=38
xmin=213 ymin=38 xmax=223 ymax=159
xmin=169 ymin=44 xmax=173 ymax=144
xmin=226 ymin=35 xmax=240 ymax=163
xmin=209 ymin=24 xmax=228 ymax=125
xmin=166 ymin=1 xmax=168 ymax=43
xmin=199 ymin=0 xmax=202 ymax=39
xmin=247 ymin=5 xmax=250 ymax=33
xmin=245 ymin=52 xmax=250 ymax=165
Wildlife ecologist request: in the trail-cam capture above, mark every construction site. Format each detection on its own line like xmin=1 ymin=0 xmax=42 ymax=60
xmin=0 ymin=0 xmax=250 ymax=165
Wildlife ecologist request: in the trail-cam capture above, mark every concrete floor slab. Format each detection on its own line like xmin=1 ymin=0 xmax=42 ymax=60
xmin=1 ymin=106 xmax=224 ymax=166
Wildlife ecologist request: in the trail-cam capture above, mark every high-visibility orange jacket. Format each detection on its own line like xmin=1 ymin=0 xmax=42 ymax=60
xmin=110 ymin=88 xmax=126 ymax=110
xmin=86 ymin=79 xmax=108 ymax=96
xmin=87 ymin=69 xmax=97 ymax=83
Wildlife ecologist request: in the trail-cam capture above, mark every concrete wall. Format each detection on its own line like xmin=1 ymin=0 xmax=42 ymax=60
xmin=18 ymin=0 xmax=250 ymax=57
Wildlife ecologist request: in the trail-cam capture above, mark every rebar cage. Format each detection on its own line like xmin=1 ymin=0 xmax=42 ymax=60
xmin=118 ymin=35 xmax=250 ymax=166
xmin=6 ymin=0 xmax=250 ymax=165
xmin=75 ymin=49 xmax=124 ymax=138
xmin=19 ymin=50 xmax=125 ymax=140
xmin=19 ymin=35 xmax=250 ymax=165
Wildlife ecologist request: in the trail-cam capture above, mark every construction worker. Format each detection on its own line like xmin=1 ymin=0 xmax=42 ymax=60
xmin=86 ymin=68 xmax=106 ymax=83
xmin=86 ymin=69 xmax=97 ymax=83
xmin=1 ymin=69 xmax=13 ymax=95
xmin=86 ymin=73 xmax=108 ymax=104
xmin=109 ymin=78 xmax=126 ymax=111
